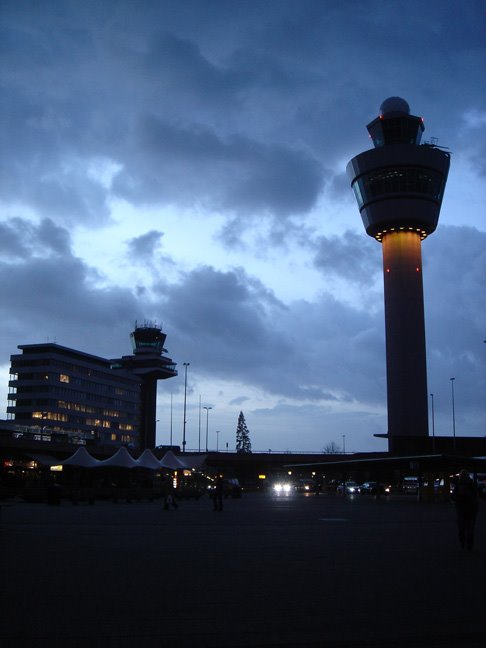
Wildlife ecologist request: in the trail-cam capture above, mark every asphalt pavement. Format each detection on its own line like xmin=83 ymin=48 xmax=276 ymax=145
xmin=1 ymin=492 xmax=485 ymax=647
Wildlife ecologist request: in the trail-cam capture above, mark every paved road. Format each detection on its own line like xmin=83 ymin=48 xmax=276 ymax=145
xmin=1 ymin=493 xmax=485 ymax=647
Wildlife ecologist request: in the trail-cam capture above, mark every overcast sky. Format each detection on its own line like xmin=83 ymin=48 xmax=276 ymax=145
xmin=1 ymin=0 xmax=485 ymax=453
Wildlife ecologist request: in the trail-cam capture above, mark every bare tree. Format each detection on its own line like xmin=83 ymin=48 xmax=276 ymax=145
xmin=322 ymin=441 xmax=341 ymax=454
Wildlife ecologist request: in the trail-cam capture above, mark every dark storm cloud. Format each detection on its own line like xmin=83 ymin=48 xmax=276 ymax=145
xmin=3 ymin=0 xmax=483 ymax=232
xmin=0 ymin=219 xmax=147 ymax=360
xmin=126 ymin=230 xmax=164 ymax=259
xmin=313 ymin=230 xmax=379 ymax=284
xmin=424 ymin=226 xmax=486 ymax=406
xmin=158 ymin=265 xmax=385 ymax=404
xmin=0 ymin=217 xmax=70 ymax=259
xmin=113 ymin=115 xmax=323 ymax=218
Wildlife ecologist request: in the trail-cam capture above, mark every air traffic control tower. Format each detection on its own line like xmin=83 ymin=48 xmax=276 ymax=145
xmin=111 ymin=322 xmax=177 ymax=450
xmin=347 ymin=97 xmax=450 ymax=451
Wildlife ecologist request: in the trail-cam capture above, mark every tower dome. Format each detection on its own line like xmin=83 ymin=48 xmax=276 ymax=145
xmin=380 ymin=96 xmax=410 ymax=116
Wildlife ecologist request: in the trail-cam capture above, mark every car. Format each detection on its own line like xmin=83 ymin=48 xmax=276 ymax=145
xmin=273 ymin=482 xmax=293 ymax=495
xmin=337 ymin=481 xmax=360 ymax=495
xmin=295 ymin=479 xmax=315 ymax=493
xmin=360 ymin=481 xmax=378 ymax=495
xmin=360 ymin=481 xmax=392 ymax=496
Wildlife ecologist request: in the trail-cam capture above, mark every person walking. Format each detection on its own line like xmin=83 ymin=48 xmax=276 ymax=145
xmin=213 ymin=474 xmax=224 ymax=512
xmin=452 ymin=469 xmax=478 ymax=552
xmin=163 ymin=477 xmax=178 ymax=511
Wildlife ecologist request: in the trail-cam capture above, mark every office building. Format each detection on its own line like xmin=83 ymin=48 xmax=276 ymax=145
xmin=6 ymin=323 xmax=177 ymax=450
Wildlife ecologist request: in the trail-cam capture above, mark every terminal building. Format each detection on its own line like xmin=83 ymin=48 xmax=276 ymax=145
xmin=6 ymin=322 xmax=177 ymax=452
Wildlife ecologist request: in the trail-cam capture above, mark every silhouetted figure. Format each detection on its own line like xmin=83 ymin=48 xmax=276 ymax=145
xmin=163 ymin=479 xmax=178 ymax=510
xmin=213 ymin=474 xmax=223 ymax=511
xmin=452 ymin=470 xmax=478 ymax=551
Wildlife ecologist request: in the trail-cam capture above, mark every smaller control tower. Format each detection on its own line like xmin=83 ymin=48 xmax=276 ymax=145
xmin=347 ymin=98 xmax=450 ymax=451
xmin=111 ymin=321 xmax=177 ymax=450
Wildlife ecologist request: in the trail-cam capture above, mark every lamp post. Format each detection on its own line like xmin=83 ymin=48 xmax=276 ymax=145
xmin=430 ymin=393 xmax=435 ymax=453
xmin=216 ymin=430 xmax=220 ymax=452
xmin=203 ymin=406 xmax=212 ymax=452
xmin=450 ymin=377 xmax=456 ymax=450
xmin=170 ymin=392 xmax=173 ymax=446
xmin=198 ymin=395 xmax=202 ymax=453
xmin=342 ymin=434 xmax=346 ymax=454
xmin=182 ymin=363 xmax=190 ymax=453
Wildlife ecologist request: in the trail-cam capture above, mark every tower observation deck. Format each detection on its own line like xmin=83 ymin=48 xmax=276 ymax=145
xmin=347 ymin=98 xmax=450 ymax=450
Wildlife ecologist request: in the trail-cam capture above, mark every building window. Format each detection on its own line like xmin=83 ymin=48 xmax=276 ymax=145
xmin=59 ymin=374 xmax=70 ymax=383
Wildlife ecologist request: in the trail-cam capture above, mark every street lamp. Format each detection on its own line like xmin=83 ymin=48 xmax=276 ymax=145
xmin=342 ymin=434 xmax=346 ymax=454
xmin=170 ymin=392 xmax=173 ymax=446
xmin=182 ymin=363 xmax=190 ymax=453
xmin=450 ymin=377 xmax=456 ymax=450
xmin=203 ymin=406 xmax=212 ymax=452
xmin=216 ymin=430 xmax=220 ymax=452
xmin=430 ymin=393 xmax=435 ymax=453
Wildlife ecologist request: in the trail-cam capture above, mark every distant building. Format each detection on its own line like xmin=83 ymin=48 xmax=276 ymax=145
xmin=6 ymin=323 xmax=177 ymax=451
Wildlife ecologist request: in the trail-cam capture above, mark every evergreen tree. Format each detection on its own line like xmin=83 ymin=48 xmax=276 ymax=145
xmin=236 ymin=411 xmax=252 ymax=454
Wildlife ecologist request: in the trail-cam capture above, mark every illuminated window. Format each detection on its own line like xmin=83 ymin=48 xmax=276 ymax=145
xmin=59 ymin=374 xmax=70 ymax=383
xmin=354 ymin=166 xmax=444 ymax=208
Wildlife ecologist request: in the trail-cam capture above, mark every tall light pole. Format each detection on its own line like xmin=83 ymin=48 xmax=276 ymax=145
xmin=342 ymin=434 xmax=346 ymax=454
xmin=203 ymin=406 xmax=212 ymax=452
xmin=182 ymin=362 xmax=190 ymax=453
xmin=450 ymin=377 xmax=456 ymax=450
xmin=430 ymin=393 xmax=435 ymax=453
xmin=216 ymin=430 xmax=220 ymax=452
xmin=198 ymin=395 xmax=202 ymax=453
xmin=170 ymin=392 xmax=173 ymax=446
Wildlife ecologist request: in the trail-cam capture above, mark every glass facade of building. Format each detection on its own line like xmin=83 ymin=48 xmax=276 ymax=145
xmin=7 ymin=344 xmax=141 ymax=449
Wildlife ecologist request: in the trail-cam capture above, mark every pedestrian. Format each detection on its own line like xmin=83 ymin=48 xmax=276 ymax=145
xmin=451 ymin=469 xmax=478 ymax=552
xmin=213 ymin=473 xmax=224 ymax=511
xmin=163 ymin=477 xmax=178 ymax=511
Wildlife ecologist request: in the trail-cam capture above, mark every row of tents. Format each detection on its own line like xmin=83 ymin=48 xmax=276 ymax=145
xmin=45 ymin=446 xmax=207 ymax=471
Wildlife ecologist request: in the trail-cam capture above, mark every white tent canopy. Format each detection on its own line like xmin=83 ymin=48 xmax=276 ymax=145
xmin=136 ymin=449 xmax=162 ymax=470
xmin=159 ymin=450 xmax=188 ymax=470
xmin=97 ymin=447 xmax=138 ymax=469
xmin=61 ymin=447 xmax=101 ymax=468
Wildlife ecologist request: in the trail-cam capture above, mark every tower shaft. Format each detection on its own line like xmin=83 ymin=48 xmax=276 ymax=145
xmin=382 ymin=231 xmax=428 ymax=443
